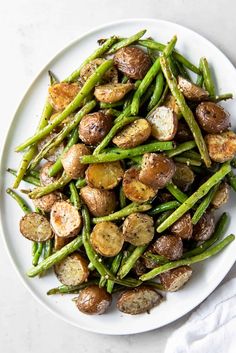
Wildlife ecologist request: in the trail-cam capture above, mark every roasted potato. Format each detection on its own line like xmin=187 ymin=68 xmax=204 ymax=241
xmin=212 ymin=182 xmax=230 ymax=209
xmin=196 ymin=101 xmax=230 ymax=133
xmin=117 ymin=286 xmax=162 ymax=315
xmin=54 ymin=235 xmax=74 ymax=250
xmin=61 ymin=143 xmax=91 ymax=179
xmin=48 ymin=82 xmax=81 ymax=111
xmin=85 ymin=161 xmax=124 ymax=190
xmin=133 ymin=258 xmax=147 ymax=276
xmin=75 ymin=285 xmax=112 ymax=315
xmin=175 ymin=121 xmax=193 ymax=142
xmin=147 ymin=106 xmax=178 ymax=141
xmin=38 ymin=132 xmax=65 ymax=162
xmin=122 ymin=213 xmax=154 ymax=246
xmin=172 ymin=163 xmax=195 ymax=191
xmin=178 ymin=76 xmax=209 ymax=101
xmin=94 ymin=83 xmax=134 ymax=103
xmin=90 ymin=221 xmax=124 ymax=257
xmin=193 ymin=210 xmax=215 ymax=242
xmin=152 ymin=235 xmax=183 ymax=260
xmin=40 ymin=161 xmax=60 ymax=186
xmin=163 ymin=94 xmax=181 ymax=118
xmin=33 ymin=191 xmax=65 ymax=213
xmin=79 ymin=112 xmax=112 ymax=146
xmin=122 ymin=167 xmax=157 ymax=203
xmin=80 ymin=58 xmax=118 ymax=83
xmin=50 ymin=200 xmax=82 ymax=238
xmin=20 ymin=212 xmax=53 ymax=241
xmin=159 ymin=265 xmax=193 ymax=291
xmin=80 ymin=186 xmax=117 ymax=217
xmin=205 ymin=131 xmax=236 ymax=162
xmin=139 ymin=153 xmax=176 ymax=189
xmin=170 ymin=212 xmax=193 ymax=240
xmin=113 ymin=46 xmax=151 ymax=79
xmin=112 ymin=118 xmax=151 ymax=149
xmin=54 ymin=253 xmax=89 ymax=286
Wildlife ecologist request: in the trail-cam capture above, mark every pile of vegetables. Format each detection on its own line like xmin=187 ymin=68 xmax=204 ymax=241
xmin=7 ymin=29 xmax=236 ymax=315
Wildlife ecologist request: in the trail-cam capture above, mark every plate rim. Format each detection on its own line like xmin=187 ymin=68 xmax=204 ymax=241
xmin=1 ymin=17 xmax=236 ymax=335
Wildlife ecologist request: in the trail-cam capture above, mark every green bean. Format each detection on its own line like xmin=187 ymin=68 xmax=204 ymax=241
xmin=7 ymin=168 xmax=41 ymax=186
xmin=200 ymin=57 xmax=215 ymax=97
xmin=49 ymin=128 xmax=79 ymax=177
xmin=166 ymin=141 xmax=196 ymax=158
xmin=166 ymin=183 xmax=188 ymax=203
xmin=48 ymin=70 xmax=58 ymax=85
xmin=29 ymin=173 xmax=71 ymax=199
xmin=99 ymin=276 xmax=107 ymax=287
xmin=182 ymin=212 xmax=229 ymax=258
xmin=81 ymin=141 xmax=174 ymax=164
xmin=145 ymin=281 xmax=164 ymax=291
xmin=180 ymin=150 xmax=201 ymax=161
xmin=143 ymin=252 xmax=169 ymax=265
xmin=32 ymin=242 xmax=38 ymax=257
xmin=228 ymin=170 xmax=236 ymax=192
xmin=118 ymin=245 xmax=148 ymax=279
xmin=210 ymin=93 xmax=233 ymax=103
xmin=44 ymin=239 xmax=53 ymax=259
xmin=192 ymin=184 xmax=219 ymax=225
xmin=169 ymin=56 xmax=179 ymax=77
xmin=148 ymin=200 xmax=180 ymax=216
xmin=129 ymin=155 xmax=142 ymax=164
xmin=173 ymin=156 xmax=202 ymax=166
xmin=47 ymin=279 xmax=99 ymax=295
xmin=160 ymin=55 xmax=211 ymax=167
xmin=157 ymin=162 xmax=231 ymax=233
xmin=231 ymin=158 xmax=236 ymax=169
xmin=93 ymin=116 xmax=138 ymax=154
xmin=6 ymin=188 xmax=31 ymax=214
xmin=196 ymin=59 xmax=204 ymax=86
xmin=93 ymin=203 xmax=151 ymax=223
xmin=119 ymin=186 xmax=127 ymax=209
xmin=32 ymin=242 xmax=44 ymax=266
xmin=121 ymin=244 xmax=136 ymax=266
xmin=121 ymin=75 xmax=129 ymax=83
xmin=75 ymin=178 xmax=87 ymax=189
xmin=107 ymin=30 xmax=146 ymax=54
xmin=147 ymin=82 xmax=169 ymax=117
xmin=131 ymin=36 xmax=177 ymax=115
xmin=69 ymin=181 xmax=81 ymax=209
xmin=103 ymin=108 xmax=121 ymax=117
xmin=175 ymin=59 xmax=191 ymax=81
xmin=114 ymin=105 xmax=132 ymax=124
xmin=16 ymin=60 xmax=113 ymax=152
xmin=64 ymin=36 xmax=117 ymax=82
xmin=107 ymin=253 xmax=123 ymax=293
xmin=100 ymin=100 xmax=125 ymax=109
xmin=155 ymin=210 xmax=173 ymax=227
xmin=140 ymin=234 xmax=235 ymax=281
xmin=147 ymin=72 xmax=164 ymax=111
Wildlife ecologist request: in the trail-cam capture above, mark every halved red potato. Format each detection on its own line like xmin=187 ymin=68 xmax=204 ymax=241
xmin=85 ymin=162 xmax=124 ymax=190
xmin=75 ymin=285 xmax=112 ymax=315
xmin=147 ymin=106 xmax=178 ymax=141
xmin=122 ymin=213 xmax=154 ymax=246
xmin=80 ymin=186 xmax=117 ymax=217
xmin=20 ymin=212 xmax=53 ymax=241
xmin=152 ymin=235 xmax=183 ymax=260
xmin=33 ymin=192 xmax=65 ymax=213
xmin=61 ymin=144 xmax=91 ymax=179
xmin=178 ymin=76 xmax=209 ymax=101
xmin=40 ymin=161 xmax=61 ymax=186
xmin=211 ymin=182 xmax=230 ymax=209
xmin=196 ymin=101 xmax=230 ymax=134
xmin=193 ymin=210 xmax=215 ymax=242
xmin=94 ymin=83 xmax=134 ymax=103
xmin=163 ymin=94 xmax=182 ymax=118
xmin=48 ymin=82 xmax=81 ymax=111
xmin=159 ymin=265 xmax=193 ymax=291
xmin=170 ymin=212 xmax=193 ymax=240
xmin=205 ymin=131 xmax=236 ymax=162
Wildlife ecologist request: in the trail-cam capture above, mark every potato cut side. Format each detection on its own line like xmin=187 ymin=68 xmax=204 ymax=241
xmin=94 ymin=83 xmax=134 ymax=103
xmin=163 ymin=94 xmax=182 ymax=118
xmin=20 ymin=212 xmax=53 ymax=241
xmin=48 ymin=82 xmax=81 ymax=111
xmin=90 ymin=221 xmax=124 ymax=257
xmin=178 ymin=76 xmax=209 ymax=101
xmin=122 ymin=213 xmax=154 ymax=246
xmin=205 ymin=131 xmax=236 ymax=162
xmin=211 ymin=182 xmax=230 ymax=209
xmin=159 ymin=265 xmax=192 ymax=291
xmin=80 ymin=186 xmax=117 ymax=217
xmin=147 ymin=106 xmax=177 ymax=141
xmin=86 ymin=162 xmax=124 ymax=190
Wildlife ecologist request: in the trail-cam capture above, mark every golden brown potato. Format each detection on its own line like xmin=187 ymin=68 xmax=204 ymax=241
xmin=90 ymin=221 xmax=124 ymax=257
xmin=33 ymin=192 xmax=65 ymax=213
xmin=54 ymin=253 xmax=89 ymax=286
xmin=80 ymin=186 xmax=117 ymax=217
xmin=94 ymin=83 xmax=134 ymax=103
xmin=75 ymin=285 xmax=112 ymax=315
xmin=139 ymin=153 xmax=176 ymax=189
xmin=61 ymin=144 xmax=91 ymax=179
xmin=20 ymin=212 xmax=53 ymax=241
xmin=54 ymin=235 xmax=74 ymax=250
xmin=50 ymin=200 xmax=82 ymax=238
xmin=85 ymin=162 xmax=124 ymax=190
xmin=193 ymin=210 xmax=215 ymax=242
xmin=117 ymin=286 xmax=162 ymax=315
xmin=112 ymin=119 xmax=151 ymax=149
xmin=205 ymin=131 xmax=236 ymax=162
xmin=172 ymin=163 xmax=195 ymax=191
xmin=178 ymin=76 xmax=209 ymax=101
xmin=196 ymin=102 xmax=230 ymax=133
xmin=212 ymin=182 xmax=230 ymax=209
xmin=175 ymin=121 xmax=193 ymax=142
xmin=114 ymin=46 xmax=151 ymax=79
xmin=79 ymin=112 xmax=112 ymax=146
xmin=80 ymin=58 xmax=118 ymax=83
xmin=48 ymin=82 xmax=81 ymax=111
xmin=152 ymin=235 xmax=183 ymax=260
xmin=159 ymin=265 xmax=193 ymax=291
xmin=163 ymin=94 xmax=181 ymax=118
xmin=122 ymin=167 xmax=157 ymax=203
xmin=170 ymin=213 xmax=193 ymax=240
xmin=40 ymin=161 xmax=61 ymax=186
xmin=38 ymin=132 xmax=65 ymax=162
xmin=122 ymin=213 xmax=154 ymax=246
xmin=147 ymin=106 xmax=178 ymax=141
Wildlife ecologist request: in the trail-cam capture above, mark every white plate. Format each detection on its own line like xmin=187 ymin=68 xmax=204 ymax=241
xmin=1 ymin=18 xmax=236 ymax=335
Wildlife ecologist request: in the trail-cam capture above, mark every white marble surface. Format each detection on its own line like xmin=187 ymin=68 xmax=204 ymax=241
xmin=1 ymin=0 xmax=236 ymax=352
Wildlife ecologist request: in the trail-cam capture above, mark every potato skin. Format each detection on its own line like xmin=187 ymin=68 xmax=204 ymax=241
xmin=79 ymin=112 xmax=112 ymax=146
xmin=80 ymin=186 xmax=117 ymax=217
xmin=139 ymin=153 xmax=176 ymax=189
xmin=178 ymin=76 xmax=209 ymax=101
xmin=20 ymin=212 xmax=53 ymax=242
xmin=33 ymin=192 xmax=65 ymax=213
xmin=54 ymin=253 xmax=89 ymax=286
xmin=80 ymin=58 xmax=118 ymax=83
xmin=40 ymin=161 xmax=60 ymax=186
xmin=173 ymin=163 xmax=195 ymax=191
xmin=205 ymin=131 xmax=236 ymax=162
xmin=193 ymin=211 xmax=215 ymax=242
xmin=159 ymin=265 xmax=192 ymax=291
xmin=170 ymin=213 xmax=193 ymax=240
xmin=147 ymin=106 xmax=178 ymax=141
xmin=94 ymin=83 xmax=134 ymax=103
xmin=85 ymin=162 xmax=124 ymax=190
xmin=75 ymin=285 xmax=112 ymax=315
xmin=196 ymin=102 xmax=230 ymax=133
xmin=175 ymin=121 xmax=193 ymax=142
xmin=152 ymin=235 xmax=183 ymax=260
xmin=48 ymin=82 xmax=81 ymax=111
xmin=117 ymin=286 xmax=162 ymax=315
xmin=211 ymin=182 xmax=230 ymax=209
xmin=61 ymin=144 xmax=91 ymax=179
xmin=122 ymin=167 xmax=157 ymax=203
xmin=122 ymin=213 xmax=154 ymax=246
xmin=112 ymin=119 xmax=151 ymax=149
xmin=114 ymin=46 xmax=151 ymax=79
